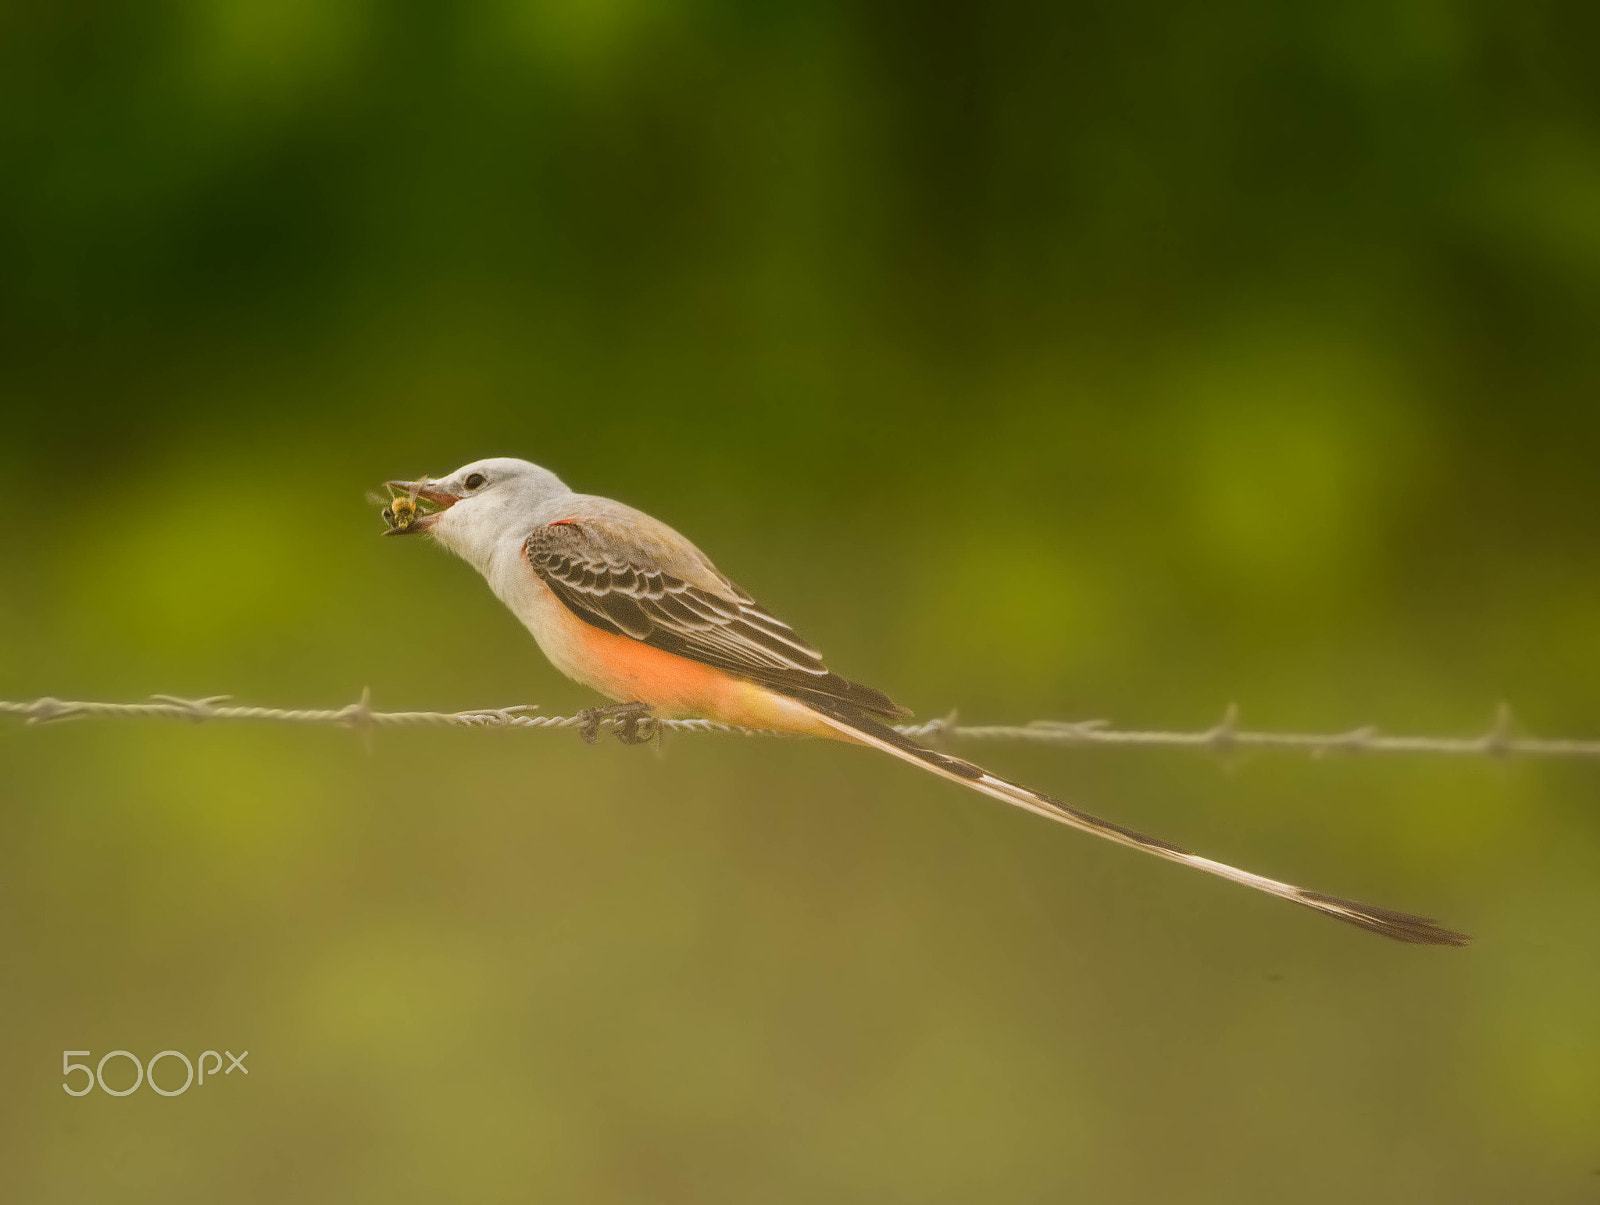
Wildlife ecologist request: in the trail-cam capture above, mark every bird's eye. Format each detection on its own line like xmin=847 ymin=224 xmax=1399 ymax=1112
xmin=464 ymin=473 xmax=486 ymax=490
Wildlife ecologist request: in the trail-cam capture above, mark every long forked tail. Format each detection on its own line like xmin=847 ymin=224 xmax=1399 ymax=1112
xmin=806 ymin=705 xmax=1469 ymax=946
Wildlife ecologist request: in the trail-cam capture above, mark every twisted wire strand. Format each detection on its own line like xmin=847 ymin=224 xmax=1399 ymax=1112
xmin=2 ymin=695 xmax=1596 ymax=759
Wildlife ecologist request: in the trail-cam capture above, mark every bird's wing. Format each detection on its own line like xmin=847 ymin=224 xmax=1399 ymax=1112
xmin=524 ymin=514 xmax=908 ymax=720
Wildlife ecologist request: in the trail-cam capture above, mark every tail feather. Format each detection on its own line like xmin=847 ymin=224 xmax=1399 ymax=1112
xmin=808 ymin=705 xmax=1469 ymax=947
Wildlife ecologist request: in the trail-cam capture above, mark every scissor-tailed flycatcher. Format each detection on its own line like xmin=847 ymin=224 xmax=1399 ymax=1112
xmin=386 ymin=457 xmax=1468 ymax=946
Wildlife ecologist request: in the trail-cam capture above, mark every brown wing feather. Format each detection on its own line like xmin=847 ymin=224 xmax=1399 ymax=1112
xmin=525 ymin=523 xmax=909 ymax=721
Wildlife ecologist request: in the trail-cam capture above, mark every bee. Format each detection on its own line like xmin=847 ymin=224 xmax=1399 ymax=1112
xmin=385 ymin=485 xmax=419 ymax=533
xmin=372 ymin=479 xmax=426 ymax=534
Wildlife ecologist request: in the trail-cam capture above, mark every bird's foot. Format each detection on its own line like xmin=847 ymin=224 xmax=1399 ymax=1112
xmin=577 ymin=701 xmax=657 ymax=746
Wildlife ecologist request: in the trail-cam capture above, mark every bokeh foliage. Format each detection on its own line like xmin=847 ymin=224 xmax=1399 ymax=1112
xmin=2 ymin=1 xmax=1598 ymax=1200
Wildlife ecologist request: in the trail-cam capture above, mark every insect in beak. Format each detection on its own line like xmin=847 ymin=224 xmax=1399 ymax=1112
xmin=377 ymin=478 xmax=461 ymax=535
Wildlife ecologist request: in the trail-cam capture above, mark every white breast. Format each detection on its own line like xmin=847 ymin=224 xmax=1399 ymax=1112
xmin=484 ymin=545 xmax=614 ymax=694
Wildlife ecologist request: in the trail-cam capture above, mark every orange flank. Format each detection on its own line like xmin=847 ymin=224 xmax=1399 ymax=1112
xmin=573 ymin=618 xmax=844 ymax=736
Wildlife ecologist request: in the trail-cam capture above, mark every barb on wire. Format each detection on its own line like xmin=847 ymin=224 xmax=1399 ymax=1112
xmin=2 ymin=695 xmax=1598 ymax=760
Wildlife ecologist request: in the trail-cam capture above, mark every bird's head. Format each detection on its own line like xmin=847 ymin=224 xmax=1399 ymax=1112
xmin=383 ymin=457 xmax=570 ymax=566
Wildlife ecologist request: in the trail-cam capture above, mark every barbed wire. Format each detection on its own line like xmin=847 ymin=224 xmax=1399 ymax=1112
xmin=2 ymin=694 xmax=1596 ymax=759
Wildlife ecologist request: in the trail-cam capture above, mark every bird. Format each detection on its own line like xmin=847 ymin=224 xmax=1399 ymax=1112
xmin=384 ymin=456 xmax=1468 ymax=946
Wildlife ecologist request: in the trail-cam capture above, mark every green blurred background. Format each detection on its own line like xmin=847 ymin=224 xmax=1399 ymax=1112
xmin=2 ymin=0 xmax=1598 ymax=1199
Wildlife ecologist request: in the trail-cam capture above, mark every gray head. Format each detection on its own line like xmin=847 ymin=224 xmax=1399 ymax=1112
xmin=384 ymin=456 xmax=572 ymax=569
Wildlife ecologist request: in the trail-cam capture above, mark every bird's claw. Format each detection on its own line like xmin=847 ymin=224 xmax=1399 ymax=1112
xmin=577 ymin=702 xmax=656 ymax=746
